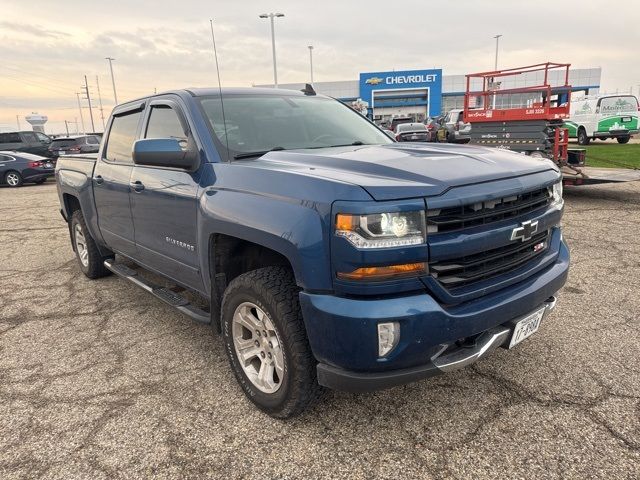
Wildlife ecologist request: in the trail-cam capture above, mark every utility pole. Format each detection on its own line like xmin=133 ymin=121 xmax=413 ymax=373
xmin=75 ymin=93 xmax=86 ymax=134
xmin=259 ymin=13 xmax=285 ymax=88
xmin=16 ymin=115 xmax=20 ymax=130
xmin=493 ymin=34 xmax=502 ymax=70
xmin=308 ymin=45 xmax=314 ymax=86
xmin=105 ymin=57 xmax=118 ymax=104
xmin=95 ymin=75 xmax=106 ymax=131
xmin=82 ymin=75 xmax=96 ymax=133
xmin=64 ymin=120 xmax=69 ymax=136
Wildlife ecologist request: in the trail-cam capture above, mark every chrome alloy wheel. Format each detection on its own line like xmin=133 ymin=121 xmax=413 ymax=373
xmin=6 ymin=173 xmax=20 ymax=186
xmin=232 ymin=302 xmax=285 ymax=394
xmin=74 ymin=223 xmax=89 ymax=267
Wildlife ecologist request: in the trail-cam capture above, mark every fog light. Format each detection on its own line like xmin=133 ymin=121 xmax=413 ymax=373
xmin=378 ymin=322 xmax=400 ymax=357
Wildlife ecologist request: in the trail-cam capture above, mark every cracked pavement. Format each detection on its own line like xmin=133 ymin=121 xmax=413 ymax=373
xmin=1 ymin=180 xmax=639 ymax=479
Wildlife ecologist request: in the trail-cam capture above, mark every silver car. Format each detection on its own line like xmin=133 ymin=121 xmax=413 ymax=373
xmin=438 ymin=109 xmax=471 ymax=143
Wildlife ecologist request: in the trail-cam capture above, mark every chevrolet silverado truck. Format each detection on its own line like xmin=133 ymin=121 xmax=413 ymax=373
xmin=56 ymin=87 xmax=569 ymax=418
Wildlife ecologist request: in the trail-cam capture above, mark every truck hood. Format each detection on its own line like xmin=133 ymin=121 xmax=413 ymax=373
xmin=247 ymin=143 xmax=559 ymax=201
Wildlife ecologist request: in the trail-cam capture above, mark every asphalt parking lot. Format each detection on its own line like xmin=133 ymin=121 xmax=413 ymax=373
xmin=1 ymin=180 xmax=639 ymax=479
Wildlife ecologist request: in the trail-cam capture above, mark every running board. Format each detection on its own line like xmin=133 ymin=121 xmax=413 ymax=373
xmin=104 ymin=259 xmax=210 ymax=325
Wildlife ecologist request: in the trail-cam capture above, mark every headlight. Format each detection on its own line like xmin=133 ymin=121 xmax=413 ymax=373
xmin=550 ymin=180 xmax=563 ymax=207
xmin=335 ymin=210 xmax=426 ymax=249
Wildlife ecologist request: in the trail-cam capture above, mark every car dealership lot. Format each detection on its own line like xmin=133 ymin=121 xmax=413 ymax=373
xmin=1 ymin=181 xmax=639 ymax=479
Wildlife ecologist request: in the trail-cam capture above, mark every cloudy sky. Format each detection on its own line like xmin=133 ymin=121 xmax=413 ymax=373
xmin=1 ymin=0 xmax=638 ymax=133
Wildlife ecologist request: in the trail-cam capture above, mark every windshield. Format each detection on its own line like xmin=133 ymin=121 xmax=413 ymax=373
xmin=199 ymin=94 xmax=392 ymax=157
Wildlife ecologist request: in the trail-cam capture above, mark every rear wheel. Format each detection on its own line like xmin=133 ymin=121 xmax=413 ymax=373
xmin=34 ymin=178 xmax=47 ymax=185
xmin=70 ymin=210 xmax=111 ymax=279
xmin=4 ymin=171 xmax=23 ymax=187
xmin=222 ymin=267 xmax=323 ymax=418
xmin=617 ymin=136 xmax=630 ymax=144
xmin=577 ymin=128 xmax=590 ymax=145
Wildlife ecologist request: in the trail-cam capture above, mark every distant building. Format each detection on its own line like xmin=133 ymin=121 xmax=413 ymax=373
xmin=257 ymin=67 xmax=602 ymax=124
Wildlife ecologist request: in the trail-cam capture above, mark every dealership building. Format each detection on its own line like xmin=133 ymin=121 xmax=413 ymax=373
xmin=257 ymin=67 xmax=602 ymax=123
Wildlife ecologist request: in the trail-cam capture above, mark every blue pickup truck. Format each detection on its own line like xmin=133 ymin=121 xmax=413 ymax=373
xmin=56 ymin=87 xmax=569 ymax=418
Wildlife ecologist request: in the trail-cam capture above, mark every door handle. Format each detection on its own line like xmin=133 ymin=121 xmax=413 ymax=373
xmin=93 ymin=175 xmax=104 ymax=185
xmin=130 ymin=180 xmax=145 ymax=193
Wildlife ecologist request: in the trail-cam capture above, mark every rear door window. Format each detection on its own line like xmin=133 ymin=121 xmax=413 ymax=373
xmin=598 ymin=96 xmax=639 ymax=115
xmin=21 ymin=132 xmax=38 ymax=143
xmin=104 ymin=110 xmax=143 ymax=163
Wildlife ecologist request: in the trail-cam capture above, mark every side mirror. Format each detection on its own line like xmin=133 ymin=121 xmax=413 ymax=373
xmin=132 ymin=138 xmax=198 ymax=170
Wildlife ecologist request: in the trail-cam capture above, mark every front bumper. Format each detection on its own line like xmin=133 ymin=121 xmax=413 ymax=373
xmin=300 ymin=239 xmax=569 ymax=391
xmin=317 ymin=296 xmax=557 ymax=392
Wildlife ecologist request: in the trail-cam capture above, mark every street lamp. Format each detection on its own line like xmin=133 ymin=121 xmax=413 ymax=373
xmin=308 ymin=45 xmax=314 ymax=86
xmin=493 ymin=34 xmax=502 ymax=71
xmin=105 ymin=57 xmax=118 ymax=104
xmin=259 ymin=13 xmax=285 ymax=88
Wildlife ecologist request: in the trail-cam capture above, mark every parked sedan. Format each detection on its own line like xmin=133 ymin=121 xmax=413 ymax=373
xmin=48 ymin=135 xmax=101 ymax=158
xmin=395 ymin=123 xmax=430 ymax=142
xmin=0 ymin=151 xmax=55 ymax=187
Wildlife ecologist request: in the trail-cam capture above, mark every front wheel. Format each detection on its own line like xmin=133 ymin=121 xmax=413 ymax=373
xmin=617 ymin=136 xmax=630 ymax=144
xmin=70 ymin=210 xmax=111 ymax=279
xmin=577 ymin=128 xmax=590 ymax=145
xmin=222 ymin=267 xmax=323 ymax=418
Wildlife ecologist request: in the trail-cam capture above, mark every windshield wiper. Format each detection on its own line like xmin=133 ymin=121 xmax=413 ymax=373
xmin=233 ymin=146 xmax=285 ymax=160
xmin=307 ymin=141 xmax=366 ymax=149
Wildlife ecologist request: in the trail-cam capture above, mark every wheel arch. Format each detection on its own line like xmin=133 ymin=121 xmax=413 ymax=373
xmin=207 ymin=232 xmax=304 ymax=333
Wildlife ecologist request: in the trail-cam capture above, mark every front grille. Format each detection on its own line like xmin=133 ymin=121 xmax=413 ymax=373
xmin=430 ymin=230 xmax=549 ymax=289
xmin=427 ymin=187 xmax=551 ymax=234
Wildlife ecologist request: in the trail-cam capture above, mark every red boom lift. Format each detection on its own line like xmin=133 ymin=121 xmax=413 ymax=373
xmin=463 ymin=62 xmax=640 ymax=186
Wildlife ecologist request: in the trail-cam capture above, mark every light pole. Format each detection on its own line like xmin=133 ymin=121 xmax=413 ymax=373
xmin=308 ymin=45 xmax=314 ymax=86
xmin=259 ymin=13 xmax=285 ymax=88
xmin=105 ymin=57 xmax=118 ymax=104
xmin=493 ymin=34 xmax=502 ymax=71
xmin=75 ymin=92 xmax=86 ymax=134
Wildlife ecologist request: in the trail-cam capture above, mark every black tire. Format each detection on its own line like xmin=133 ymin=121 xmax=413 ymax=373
xmin=70 ymin=210 xmax=111 ymax=279
xmin=577 ymin=128 xmax=590 ymax=145
xmin=617 ymin=136 xmax=630 ymax=144
xmin=34 ymin=178 xmax=47 ymax=185
xmin=4 ymin=171 xmax=23 ymax=187
xmin=222 ymin=267 xmax=323 ymax=418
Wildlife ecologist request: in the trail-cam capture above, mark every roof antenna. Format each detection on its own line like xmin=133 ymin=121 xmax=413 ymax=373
xmin=209 ymin=19 xmax=230 ymax=161
xmin=301 ymin=83 xmax=316 ymax=96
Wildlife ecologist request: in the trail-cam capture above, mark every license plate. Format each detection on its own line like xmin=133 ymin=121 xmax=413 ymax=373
xmin=508 ymin=307 xmax=545 ymax=349
xmin=58 ymin=151 xmax=66 ymax=155
xmin=411 ymin=135 xmax=418 ymax=139
xmin=621 ymin=116 xmax=631 ymax=122
xmin=45 ymin=163 xmax=52 ymax=168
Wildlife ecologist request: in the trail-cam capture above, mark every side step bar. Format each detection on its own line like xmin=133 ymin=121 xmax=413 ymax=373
xmin=104 ymin=259 xmax=210 ymax=325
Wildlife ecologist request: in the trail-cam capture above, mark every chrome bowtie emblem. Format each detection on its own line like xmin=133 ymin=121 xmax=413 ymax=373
xmin=510 ymin=220 xmax=539 ymax=242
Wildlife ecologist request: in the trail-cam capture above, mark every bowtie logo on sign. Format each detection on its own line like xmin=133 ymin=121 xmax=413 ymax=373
xmin=365 ymin=77 xmax=384 ymax=85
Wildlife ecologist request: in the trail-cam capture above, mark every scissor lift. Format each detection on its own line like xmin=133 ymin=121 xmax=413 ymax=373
xmin=463 ymin=62 xmax=640 ymax=186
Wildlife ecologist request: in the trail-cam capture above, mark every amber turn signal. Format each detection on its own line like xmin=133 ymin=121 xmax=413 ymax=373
xmin=337 ymin=262 xmax=427 ymax=281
